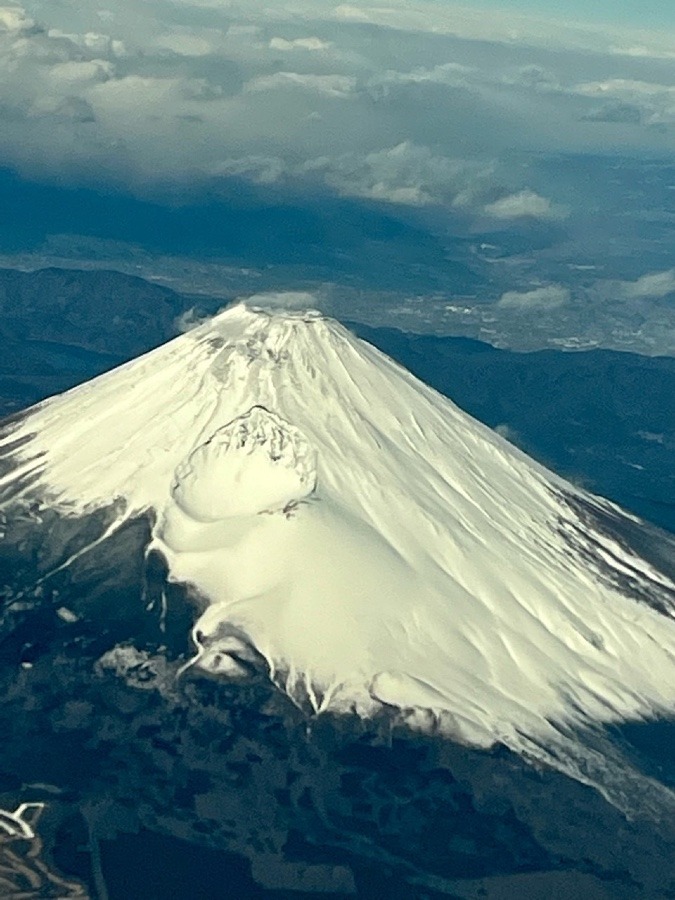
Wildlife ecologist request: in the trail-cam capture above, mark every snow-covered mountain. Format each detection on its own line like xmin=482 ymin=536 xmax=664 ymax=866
xmin=3 ymin=301 xmax=675 ymax=808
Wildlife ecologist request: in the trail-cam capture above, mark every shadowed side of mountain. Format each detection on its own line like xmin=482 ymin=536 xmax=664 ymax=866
xmin=0 ymin=267 xmax=186 ymax=356
xmin=0 ymin=267 xmax=194 ymax=413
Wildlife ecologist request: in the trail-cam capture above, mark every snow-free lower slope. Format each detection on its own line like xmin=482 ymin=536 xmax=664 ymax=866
xmin=3 ymin=302 xmax=675 ymax=795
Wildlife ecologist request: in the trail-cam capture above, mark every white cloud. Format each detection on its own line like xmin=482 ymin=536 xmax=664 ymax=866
xmin=494 ymin=423 xmax=520 ymax=444
xmin=581 ymin=100 xmax=642 ymax=124
xmin=321 ymin=0 xmax=675 ymax=61
xmin=22 ymin=0 xmax=675 ymax=60
xmin=501 ymin=65 xmax=561 ymax=92
xmin=49 ymin=59 xmax=114 ymax=85
xmin=243 ymin=290 xmax=322 ymax=311
xmin=89 ymin=74 xmax=219 ymax=112
xmin=0 ymin=5 xmax=34 ymax=32
xmin=616 ymin=270 xmax=675 ymax=300
xmin=610 ymin=45 xmax=675 ymax=61
xmin=332 ymin=5 xmax=371 ymax=22
xmin=303 ymin=142 xmax=490 ymax=207
xmin=269 ymin=37 xmax=332 ymax=52
xmin=498 ymin=285 xmax=570 ymax=310
xmin=153 ymin=32 xmax=217 ymax=57
xmin=0 ymin=0 xmax=673 ymax=226
xmin=576 ymin=78 xmax=675 ymax=99
xmin=244 ymin=72 xmax=356 ymax=98
xmin=1 ymin=2 xmax=674 ymax=359
xmin=574 ymin=78 xmax=675 ymax=125
xmin=373 ymin=62 xmax=474 ymax=91
xmin=226 ymin=25 xmax=260 ymax=37
xmin=484 ymin=190 xmax=567 ymax=222
xmin=47 ymin=29 xmax=126 ymax=57
xmin=209 ymin=155 xmax=285 ymax=185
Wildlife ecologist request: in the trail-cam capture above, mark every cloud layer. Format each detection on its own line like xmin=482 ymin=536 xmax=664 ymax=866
xmin=0 ymin=1 xmax=673 ymax=355
xmin=0 ymin=1 xmax=672 ymax=218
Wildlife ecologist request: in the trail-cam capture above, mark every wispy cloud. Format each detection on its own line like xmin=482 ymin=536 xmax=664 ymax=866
xmin=303 ymin=142 xmax=491 ymax=207
xmin=269 ymin=37 xmax=332 ymax=52
xmin=244 ymin=72 xmax=356 ymax=98
xmin=484 ymin=190 xmax=567 ymax=222
xmin=574 ymin=78 xmax=675 ymax=125
xmin=498 ymin=285 xmax=571 ymax=310
xmin=615 ymin=270 xmax=675 ymax=300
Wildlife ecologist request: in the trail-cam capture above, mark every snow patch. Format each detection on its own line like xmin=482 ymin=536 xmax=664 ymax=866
xmin=171 ymin=406 xmax=316 ymax=521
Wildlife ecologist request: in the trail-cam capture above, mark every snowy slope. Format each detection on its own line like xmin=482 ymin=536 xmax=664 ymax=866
xmin=3 ymin=302 xmax=675 ymax=793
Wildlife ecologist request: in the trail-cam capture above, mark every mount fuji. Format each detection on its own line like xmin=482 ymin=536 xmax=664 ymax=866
xmin=3 ymin=302 xmax=675 ymax=798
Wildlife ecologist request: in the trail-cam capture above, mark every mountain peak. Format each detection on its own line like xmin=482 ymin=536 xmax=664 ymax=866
xmin=211 ymin=300 xmax=329 ymax=341
xmin=2 ymin=303 xmax=675 ymax=803
xmin=215 ymin=300 xmax=325 ymax=324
